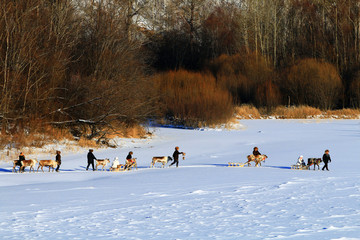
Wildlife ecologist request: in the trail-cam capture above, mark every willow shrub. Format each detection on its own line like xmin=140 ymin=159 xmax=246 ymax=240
xmin=153 ymin=70 xmax=234 ymax=126
xmin=285 ymin=59 xmax=343 ymax=109
xmin=207 ymin=53 xmax=281 ymax=108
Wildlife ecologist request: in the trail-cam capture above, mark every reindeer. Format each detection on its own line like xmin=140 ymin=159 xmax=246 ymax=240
xmin=12 ymin=160 xmax=22 ymax=173
xmin=37 ymin=160 xmax=58 ymax=172
xmin=20 ymin=159 xmax=38 ymax=173
xmin=150 ymin=156 xmax=173 ymax=168
xmin=246 ymin=154 xmax=268 ymax=167
xmin=95 ymin=158 xmax=110 ymax=171
xmin=307 ymin=158 xmax=322 ymax=170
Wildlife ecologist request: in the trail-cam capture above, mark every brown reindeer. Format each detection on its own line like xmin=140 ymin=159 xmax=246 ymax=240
xmin=125 ymin=158 xmax=137 ymax=171
xmin=150 ymin=156 xmax=173 ymax=168
xmin=246 ymin=154 xmax=268 ymax=167
xmin=95 ymin=159 xmax=110 ymax=171
xmin=20 ymin=159 xmax=38 ymax=173
xmin=307 ymin=158 xmax=322 ymax=170
xmin=12 ymin=160 xmax=21 ymax=173
xmin=37 ymin=160 xmax=58 ymax=172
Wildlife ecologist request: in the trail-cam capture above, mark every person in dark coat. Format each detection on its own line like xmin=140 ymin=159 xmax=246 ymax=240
xmin=18 ymin=152 xmax=25 ymax=172
xmin=322 ymin=149 xmax=331 ymax=171
xmin=86 ymin=149 xmax=97 ymax=171
xmin=55 ymin=150 xmax=61 ymax=172
xmin=170 ymin=146 xmax=184 ymax=168
xmin=124 ymin=151 xmax=134 ymax=170
xmin=253 ymin=147 xmax=261 ymax=158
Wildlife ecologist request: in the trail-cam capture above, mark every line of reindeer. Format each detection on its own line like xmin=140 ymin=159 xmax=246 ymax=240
xmin=11 ymin=153 xmax=322 ymax=173
xmin=11 ymin=155 xmax=181 ymax=173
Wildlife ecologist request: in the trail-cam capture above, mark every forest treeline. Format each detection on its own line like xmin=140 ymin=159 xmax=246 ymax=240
xmin=1 ymin=0 xmax=360 ymax=144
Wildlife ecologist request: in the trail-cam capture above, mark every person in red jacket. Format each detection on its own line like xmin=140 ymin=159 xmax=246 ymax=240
xmin=124 ymin=151 xmax=134 ymax=170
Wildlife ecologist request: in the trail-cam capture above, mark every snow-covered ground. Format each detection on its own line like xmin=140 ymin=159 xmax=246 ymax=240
xmin=0 ymin=120 xmax=360 ymax=240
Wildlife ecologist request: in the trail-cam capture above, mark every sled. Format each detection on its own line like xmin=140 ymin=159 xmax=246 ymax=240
xmin=110 ymin=164 xmax=125 ymax=172
xmin=291 ymin=164 xmax=309 ymax=170
xmin=228 ymin=162 xmax=246 ymax=167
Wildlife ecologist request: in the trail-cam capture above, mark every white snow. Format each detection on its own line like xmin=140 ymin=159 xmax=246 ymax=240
xmin=1 ymin=119 xmax=360 ymax=239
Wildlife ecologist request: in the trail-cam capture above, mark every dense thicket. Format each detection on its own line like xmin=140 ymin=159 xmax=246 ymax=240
xmin=0 ymin=0 xmax=156 ymax=140
xmin=207 ymin=53 xmax=280 ymax=108
xmin=153 ymin=70 xmax=233 ymax=126
xmin=1 ymin=0 xmax=360 ymax=138
xmin=285 ymin=59 xmax=343 ymax=109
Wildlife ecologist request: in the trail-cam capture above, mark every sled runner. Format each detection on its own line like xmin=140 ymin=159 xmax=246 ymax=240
xmin=110 ymin=164 xmax=125 ymax=172
xmin=228 ymin=162 xmax=246 ymax=167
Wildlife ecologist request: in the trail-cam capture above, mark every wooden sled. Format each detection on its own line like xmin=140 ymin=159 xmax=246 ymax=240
xmin=110 ymin=164 xmax=125 ymax=172
xmin=228 ymin=162 xmax=246 ymax=167
xmin=291 ymin=164 xmax=309 ymax=170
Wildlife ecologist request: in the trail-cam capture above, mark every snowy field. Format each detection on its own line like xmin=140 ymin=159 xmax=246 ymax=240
xmin=0 ymin=120 xmax=360 ymax=240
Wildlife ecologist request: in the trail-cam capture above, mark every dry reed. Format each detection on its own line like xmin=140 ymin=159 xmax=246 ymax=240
xmin=235 ymin=105 xmax=261 ymax=119
xmin=326 ymin=109 xmax=360 ymax=119
xmin=272 ymin=106 xmax=322 ymax=119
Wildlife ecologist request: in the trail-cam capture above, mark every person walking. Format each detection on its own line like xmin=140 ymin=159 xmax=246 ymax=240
xmin=170 ymin=146 xmax=184 ymax=168
xmin=86 ymin=149 xmax=97 ymax=171
xmin=18 ymin=152 xmax=25 ymax=172
xmin=55 ymin=150 xmax=61 ymax=172
xmin=322 ymin=149 xmax=331 ymax=171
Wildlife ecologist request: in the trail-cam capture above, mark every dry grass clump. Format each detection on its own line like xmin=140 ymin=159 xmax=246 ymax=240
xmin=326 ymin=109 xmax=360 ymax=119
xmin=120 ymin=125 xmax=147 ymax=138
xmin=78 ymin=138 xmax=98 ymax=148
xmin=1 ymin=124 xmax=74 ymax=149
xmin=0 ymin=120 xmax=150 ymax=155
xmin=235 ymin=105 xmax=261 ymax=119
xmin=272 ymin=106 xmax=322 ymax=118
xmin=105 ymin=123 xmax=148 ymax=139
